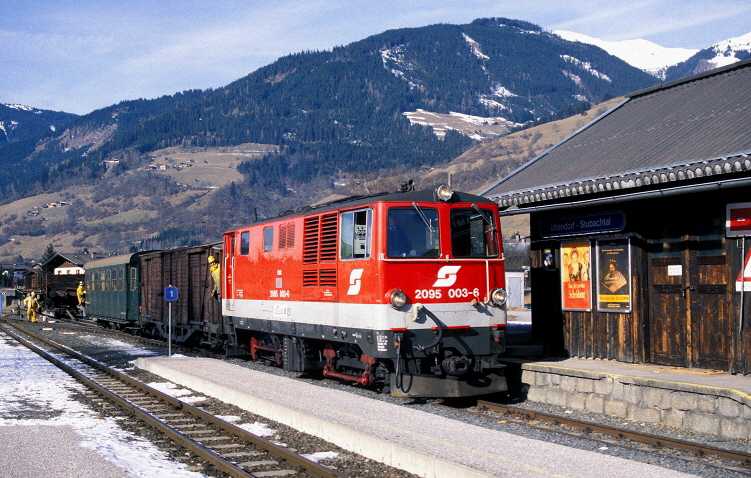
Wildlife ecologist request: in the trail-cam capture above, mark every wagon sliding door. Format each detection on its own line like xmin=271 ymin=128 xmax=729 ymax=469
xmin=649 ymin=234 xmax=731 ymax=369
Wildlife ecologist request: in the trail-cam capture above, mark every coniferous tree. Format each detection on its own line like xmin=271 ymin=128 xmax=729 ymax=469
xmin=40 ymin=243 xmax=56 ymax=273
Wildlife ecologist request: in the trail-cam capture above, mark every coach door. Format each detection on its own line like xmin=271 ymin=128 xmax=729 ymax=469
xmin=649 ymin=233 xmax=731 ymax=369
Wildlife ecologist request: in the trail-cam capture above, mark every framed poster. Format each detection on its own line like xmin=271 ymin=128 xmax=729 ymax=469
xmin=561 ymin=241 xmax=592 ymax=311
xmin=596 ymin=238 xmax=632 ymax=313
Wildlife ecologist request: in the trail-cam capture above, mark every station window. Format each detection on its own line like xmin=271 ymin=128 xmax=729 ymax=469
xmin=240 ymin=231 xmax=250 ymax=255
xmin=387 ymin=207 xmax=440 ymax=258
xmin=450 ymin=208 xmax=499 ymax=258
xmin=263 ymin=227 xmax=274 ymax=252
xmin=341 ymin=209 xmax=372 ymax=260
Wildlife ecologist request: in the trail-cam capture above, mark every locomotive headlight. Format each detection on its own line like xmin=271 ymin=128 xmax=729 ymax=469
xmin=490 ymin=288 xmax=508 ymax=307
xmin=435 ymin=184 xmax=454 ymax=201
xmin=388 ymin=289 xmax=408 ymax=309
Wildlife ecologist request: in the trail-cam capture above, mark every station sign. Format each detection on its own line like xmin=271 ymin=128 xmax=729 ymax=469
xmin=539 ymin=211 xmax=626 ymax=238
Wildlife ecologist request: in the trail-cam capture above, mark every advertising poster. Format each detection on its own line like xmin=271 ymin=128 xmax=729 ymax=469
xmin=561 ymin=241 xmax=592 ymax=310
xmin=597 ymin=238 xmax=632 ymax=312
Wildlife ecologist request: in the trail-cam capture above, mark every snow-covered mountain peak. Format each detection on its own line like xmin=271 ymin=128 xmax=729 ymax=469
xmin=704 ymin=31 xmax=751 ymax=68
xmin=554 ymin=30 xmax=698 ymax=79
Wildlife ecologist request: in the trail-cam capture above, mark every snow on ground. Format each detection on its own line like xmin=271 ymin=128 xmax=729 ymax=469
xmin=0 ymin=333 xmax=204 ymax=477
xmin=76 ymin=334 xmax=161 ymax=358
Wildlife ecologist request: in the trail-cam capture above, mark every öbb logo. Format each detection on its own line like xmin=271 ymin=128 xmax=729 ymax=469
xmin=347 ymin=269 xmax=364 ymax=295
xmin=432 ymin=266 xmax=461 ymax=287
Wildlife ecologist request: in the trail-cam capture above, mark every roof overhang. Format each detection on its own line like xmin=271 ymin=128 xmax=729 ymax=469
xmin=497 ymin=173 xmax=751 ymax=216
xmin=490 ymin=150 xmax=751 ymax=214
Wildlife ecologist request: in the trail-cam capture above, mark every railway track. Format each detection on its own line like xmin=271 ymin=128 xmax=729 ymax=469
xmin=1 ymin=319 xmax=346 ymax=478
xmin=435 ymin=399 xmax=751 ymax=476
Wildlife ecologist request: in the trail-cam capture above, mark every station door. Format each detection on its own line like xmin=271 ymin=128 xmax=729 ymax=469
xmin=648 ymin=235 xmax=731 ymax=369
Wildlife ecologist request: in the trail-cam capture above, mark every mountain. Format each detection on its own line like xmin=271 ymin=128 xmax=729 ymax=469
xmin=665 ymin=32 xmax=751 ymax=81
xmin=554 ymin=30 xmax=751 ymax=82
xmin=0 ymin=104 xmax=78 ymax=144
xmin=0 ymin=17 xmax=660 ymax=261
xmin=553 ymin=30 xmax=698 ymax=80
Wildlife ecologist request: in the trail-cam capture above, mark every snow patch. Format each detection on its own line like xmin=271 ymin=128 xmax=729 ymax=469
xmin=4 ymin=104 xmax=35 ymax=112
xmin=0 ymin=335 xmax=203 ymax=477
xmin=302 ymin=451 xmax=339 ymax=463
xmin=462 ymin=33 xmax=489 ymax=60
xmin=560 ymin=55 xmax=612 ymax=82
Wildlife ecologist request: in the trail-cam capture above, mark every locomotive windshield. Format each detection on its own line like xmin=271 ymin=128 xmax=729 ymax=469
xmin=387 ymin=207 xmax=440 ymax=258
xmin=450 ymin=208 xmax=500 ymax=258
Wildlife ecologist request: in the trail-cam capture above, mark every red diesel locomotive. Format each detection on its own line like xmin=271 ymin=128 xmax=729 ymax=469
xmin=222 ymin=185 xmax=509 ymax=397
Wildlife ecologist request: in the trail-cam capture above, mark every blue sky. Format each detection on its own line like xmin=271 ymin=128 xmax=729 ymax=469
xmin=2 ymin=0 xmax=750 ymax=115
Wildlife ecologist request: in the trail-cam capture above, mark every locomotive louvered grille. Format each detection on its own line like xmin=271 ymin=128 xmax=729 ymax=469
xmin=302 ymin=214 xmax=338 ymax=288
xmin=303 ymin=217 xmax=320 ymax=264
xmin=319 ymin=269 xmax=337 ymax=286
xmin=279 ymin=224 xmax=288 ymax=249
xmin=320 ymin=213 xmax=338 ymax=262
xmin=278 ymin=222 xmax=296 ymax=250
xmin=286 ymin=223 xmax=296 ymax=248
xmin=302 ymin=270 xmax=318 ymax=286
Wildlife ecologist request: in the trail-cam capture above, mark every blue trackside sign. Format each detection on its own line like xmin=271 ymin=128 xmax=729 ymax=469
xmin=164 ymin=286 xmax=179 ymax=302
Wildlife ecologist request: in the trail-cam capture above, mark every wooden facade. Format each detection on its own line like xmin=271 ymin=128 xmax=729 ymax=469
xmin=527 ymin=189 xmax=750 ymax=373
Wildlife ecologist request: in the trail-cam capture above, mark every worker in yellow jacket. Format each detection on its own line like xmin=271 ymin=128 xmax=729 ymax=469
xmin=23 ymin=292 xmax=39 ymax=322
xmin=77 ymin=281 xmax=88 ymax=319
xmin=208 ymin=256 xmax=221 ymax=300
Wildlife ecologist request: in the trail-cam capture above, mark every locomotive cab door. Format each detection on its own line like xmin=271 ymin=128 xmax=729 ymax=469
xmin=224 ymin=233 xmax=235 ymax=312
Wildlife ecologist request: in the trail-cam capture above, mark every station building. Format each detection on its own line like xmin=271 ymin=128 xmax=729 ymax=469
xmin=483 ymin=58 xmax=751 ymax=374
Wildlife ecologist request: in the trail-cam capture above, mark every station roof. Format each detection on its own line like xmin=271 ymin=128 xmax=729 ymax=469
xmin=482 ymin=58 xmax=751 ymax=213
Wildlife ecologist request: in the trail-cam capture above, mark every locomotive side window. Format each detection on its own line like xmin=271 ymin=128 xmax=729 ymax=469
xmin=240 ymin=231 xmax=250 ymax=255
xmin=450 ymin=209 xmax=499 ymax=258
xmin=387 ymin=207 xmax=440 ymax=258
xmin=263 ymin=227 xmax=274 ymax=252
xmin=341 ymin=209 xmax=372 ymax=260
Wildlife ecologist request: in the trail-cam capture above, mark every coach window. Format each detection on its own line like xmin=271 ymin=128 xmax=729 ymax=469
xmin=388 ymin=207 xmax=440 ymax=258
xmin=450 ymin=208 xmax=499 ymax=258
xmin=240 ymin=231 xmax=250 ymax=255
xmin=341 ymin=209 xmax=372 ymax=260
xmin=130 ymin=267 xmax=138 ymax=292
xmin=263 ymin=227 xmax=274 ymax=252
xmin=117 ymin=268 xmax=125 ymax=291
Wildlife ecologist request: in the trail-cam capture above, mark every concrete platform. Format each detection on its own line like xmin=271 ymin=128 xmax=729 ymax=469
xmin=136 ymin=356 xmax=695 ymax=478
xmin=505 ymin=357 xmax=751 ymax=439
